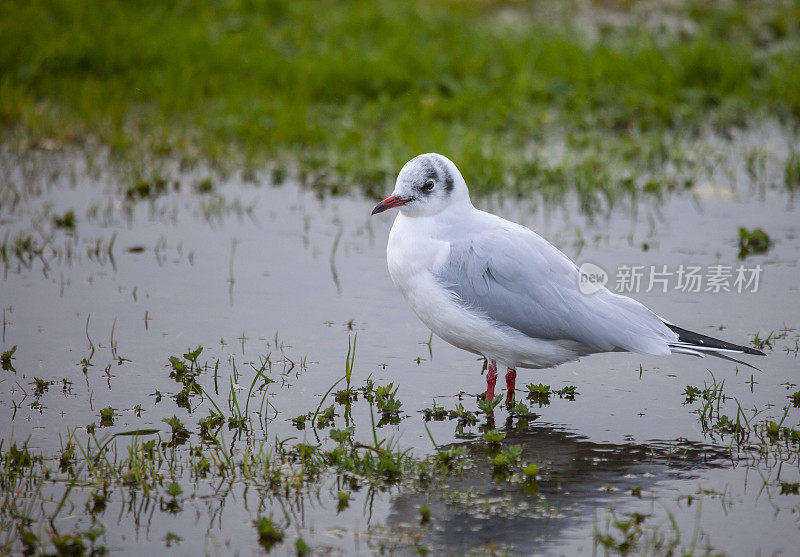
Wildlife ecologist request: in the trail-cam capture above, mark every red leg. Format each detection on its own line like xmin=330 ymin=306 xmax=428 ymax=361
xmin=485 ymin=360 xmax=497 ymax=401
xmin=505 ymin=368 xmax=517 ymax=404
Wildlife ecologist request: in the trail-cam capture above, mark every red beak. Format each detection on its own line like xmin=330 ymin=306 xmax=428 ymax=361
xmin=371 ymin=195 xmax=410 ymax=215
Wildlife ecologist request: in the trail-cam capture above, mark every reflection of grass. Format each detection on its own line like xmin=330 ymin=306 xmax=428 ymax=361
xmin=594 ymin=509 xmax=688 ymax=556
xmin=683 ymin=370 xmax=800 ymax=466
xmin=1 ymin=1 xmax=799 ymax=203
xmin=0 ymin=340 xmax=429 ymax=554
xmin=2 ymin=330 xmax=800 ymax=554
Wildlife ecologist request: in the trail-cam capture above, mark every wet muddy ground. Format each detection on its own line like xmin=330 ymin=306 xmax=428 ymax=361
xmin=1 ymin=139 xmax=798 ymax=554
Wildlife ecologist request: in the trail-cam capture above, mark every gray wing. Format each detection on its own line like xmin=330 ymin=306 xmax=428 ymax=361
xmin=437 ymin=225 xmax=676 ymax=355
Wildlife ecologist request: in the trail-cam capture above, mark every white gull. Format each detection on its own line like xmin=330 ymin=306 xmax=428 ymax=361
xmin=371 ymin=153 xmax=765 ymax=403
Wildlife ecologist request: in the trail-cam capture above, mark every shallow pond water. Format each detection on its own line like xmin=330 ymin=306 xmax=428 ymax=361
xmin=1 ymin=145 xmax=799 ymax=555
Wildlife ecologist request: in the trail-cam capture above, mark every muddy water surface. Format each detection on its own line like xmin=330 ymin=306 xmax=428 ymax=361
xmin=1 ymin=148 xmax=799 ymax=555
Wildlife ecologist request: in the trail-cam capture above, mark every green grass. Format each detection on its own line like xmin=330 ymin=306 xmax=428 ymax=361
xmin=1 ymin=1 xmax=800 ymax=202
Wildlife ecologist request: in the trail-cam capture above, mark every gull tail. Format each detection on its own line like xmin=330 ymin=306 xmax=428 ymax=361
xmin=664 ymin=322 xmax=766 ymax=370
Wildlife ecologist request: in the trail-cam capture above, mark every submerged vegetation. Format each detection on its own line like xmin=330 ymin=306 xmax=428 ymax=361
xmin=1 ymin=332 xmax=799 ymax=554
xmin=738 ymin=226 xmax=773 ymax=258
xmin=1 ymin=0 xmax=800 ymax=204
xmin=0 ymin=341 xmax=419 ymax=553
xmin=0 ymin=337 xmax=595 ymax=554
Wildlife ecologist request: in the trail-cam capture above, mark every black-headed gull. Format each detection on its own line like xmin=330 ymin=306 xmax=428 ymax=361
xmin=371 ymin=154 xmax=766 ymax=403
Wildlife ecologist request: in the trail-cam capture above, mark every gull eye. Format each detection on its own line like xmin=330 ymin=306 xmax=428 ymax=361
xmin=422 ymin=179 xmax=435 ymax=192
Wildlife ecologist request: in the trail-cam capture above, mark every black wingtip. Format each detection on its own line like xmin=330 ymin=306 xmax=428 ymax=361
xmin=665 ymin=323 xmax=766 ymax=356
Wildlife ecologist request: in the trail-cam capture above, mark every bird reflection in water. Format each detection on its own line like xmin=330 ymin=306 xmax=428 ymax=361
xmin=381 ymin=424 xmax=731 ymax=554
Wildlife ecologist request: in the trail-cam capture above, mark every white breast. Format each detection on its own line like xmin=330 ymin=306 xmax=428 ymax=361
xmin=386 ymin=213 xmax=587 ymax=369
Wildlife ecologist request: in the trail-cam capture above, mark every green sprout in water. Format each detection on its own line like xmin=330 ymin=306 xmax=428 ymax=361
xmin=337 ymin=490 xmax=350 ymax=512
xmin=1 ymin=345 xmax=17 ymax=372
xmin=164 ymin=532 xmax=182 ymax=548
xmin=419 ymin=505 xmax=432 ymax=525
xmin=291 ymin=413 xmax=310 ymax=430
xmin=491 ymin=445 xmax=523 ymax=477
xmin=52 ymin=210 xmax=76 ymax=229
xmin=6 ymin=442 xmax=37 ymax=473
xmin=435 ymin=446 xmax=465 ymax=471
xmin=375 ymin=382 xmax=403 ymax=425
xmin=780 ymin=482 xmax=799 ymax=495
xmin=738 ymin=227 xmax=772 ymax=259
xmin=32 ymin=377 xmax=50 ymax=397
xmin=752 ymin=330 xmax=774 ymax=351
xmin=422 ymin=402 xmax=449 ymax=421
xmin=99 ymin=406 xmax=115 ymax=427
xmin=512 ymin=401 xmax=535 ymax=417
xmin=295 ymin=536 xmax=310 ymax=556
xmin=526 ymin=383 xmax=551 ymax=406
xmin=455 ymin=404 xmax=478 ymax=427
xmin=330 ymin=427 xmax=354 ymax=443
xmin=316 ymin=405 xmax=336 ymax=429
xmin=594 ymin=511 xmax=657 ymax=554
xmin=482 ymin=429 xmax=506 ymax=444
xmin=255 ymin=516 xmax=284 ymax=550
xmin=477 ymin=394 xmax=503 ymax=414
xmin=194 ymin=177 xmax=214 ymax=194
xmin=683 ymin=385 xmax=702 ymax=404
xmin=166 ymin=482 xmax=183 ymax=497
xmin=522 ymin=462 xmax=540 ymax=477
xmin=59 ymin=440 xmax=75 ymax=471
xmin=163 ymin=415 xmax=190 ymax=445
xmin=126 ymin=177 xmax=167 ymax=200
xmin=553 ymin=385 xmax=578 ymax=400
xmin=335 ymin=335 xmax=359 ymax=404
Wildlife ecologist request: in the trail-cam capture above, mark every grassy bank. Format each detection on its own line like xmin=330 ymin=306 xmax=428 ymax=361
xmin=1 ymin=0 xmax=799 ymax=200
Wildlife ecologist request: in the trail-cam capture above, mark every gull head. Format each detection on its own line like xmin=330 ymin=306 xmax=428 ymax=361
xmin=371 ymin=153 xmax=470 ymax=218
